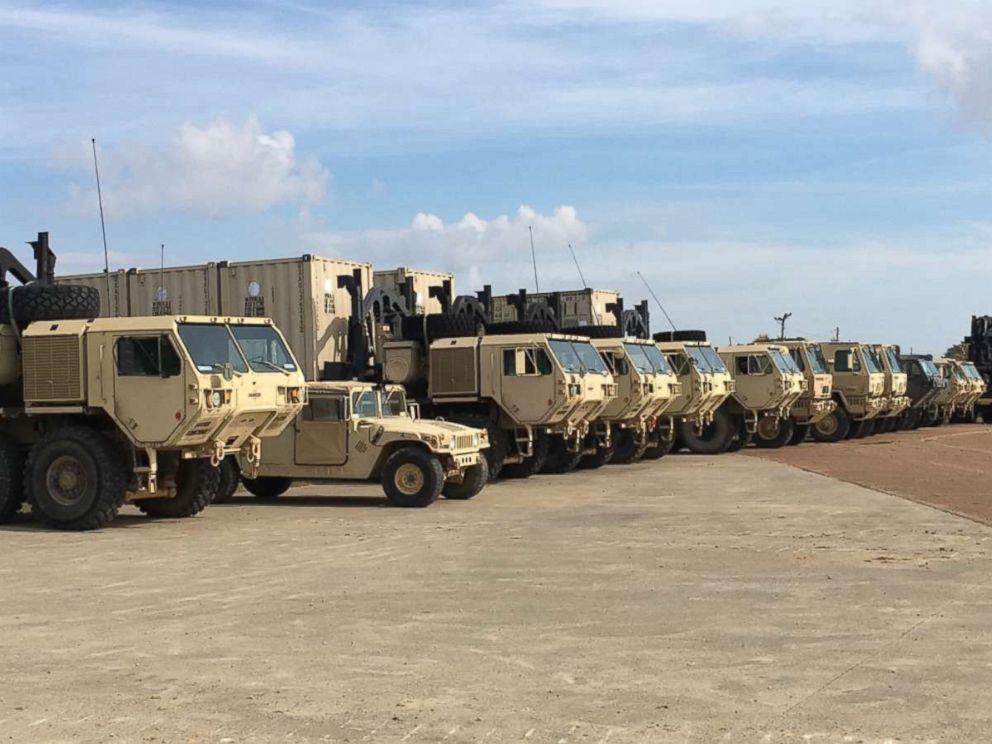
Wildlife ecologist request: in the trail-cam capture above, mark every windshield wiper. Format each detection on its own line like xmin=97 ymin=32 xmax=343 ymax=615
xmin=251 ymin=358 xmax=291 ymax=375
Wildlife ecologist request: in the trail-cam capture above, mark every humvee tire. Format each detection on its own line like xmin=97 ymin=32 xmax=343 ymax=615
xmin=811 ymin=408 xmax=850 ymax=443
xmin=0 ymin=284 xmax=101 ymax=325
xmin=213 ymin=457 xmax=240 ymax=504
xmin=541 ymin=434 xmax=584 ymax=474
xmin=241 ymin=475 xmax=293 ymax=499
xmin=679 ymin=408 xmax=735 ymax=454
xmin=499 ymin=431 xmax=549 ymax=479
xmin=137 ymin=460 xmax=219 ymax=518
xmin=26 ymin=427 xmax=126 ymax=531
xmin=579 ymin=438 xmax=615 ymax=469
xmin=788 ymin=423 xmax=809 ymax=445
xmin=442 ymin=458 xmax=489 ymax=500
xmin=382 ymin=447 xmax=444 ymax=508
xmin=0 ymin=439 xmax=24 ymax=523
xmin=753 ymin=416 xmax=795 ymax=449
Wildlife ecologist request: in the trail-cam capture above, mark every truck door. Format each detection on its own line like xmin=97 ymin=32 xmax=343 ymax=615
xmin=498 ymin=346 xmax=556 ymax=422
xmin=295 ymin=393 xmax=348 ymax=465
xmin=112 ymin=334 xmax=187 ymax=442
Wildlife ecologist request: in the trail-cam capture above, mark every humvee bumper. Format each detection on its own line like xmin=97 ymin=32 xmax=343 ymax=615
xmin=441 ymin=450 xmax=482 ymax=477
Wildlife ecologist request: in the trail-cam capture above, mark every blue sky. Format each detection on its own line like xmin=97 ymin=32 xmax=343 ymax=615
xmin=2 ymin=0 xmax=991 ymax=351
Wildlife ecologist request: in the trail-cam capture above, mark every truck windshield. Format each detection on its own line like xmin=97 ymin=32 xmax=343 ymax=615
xmin=641 ymin=344 xmax=674 ymax=374
xmin=382 ymin=389 xmax=407 ymax=416
xmin=685 ymin=346 xmax=710 ymax=371
xmin=623 ymin=343 xmax=655 ymax=374
xmin=807 ymin=345 xmax=829 ymax=374
xmin=698 ymin=345 xmax=728 ymax=373
xmin=919 ymin=360 xmax=938 ymax=378
xmin=885 ymin=349 xmax=903 ymax=373
xmin=548 ymin=340 xmax=584 ymax=374
xmin=963 ymin=364 xmax=981 ymax=380
xmin=177 ymin=323 xmax=249 ymax=374
xmin=572 ymin=341 xmax=610 ymax=374
xmin=862 ymin=348 xmax=882 ymax=374
xmin=352 ymin=390 xmax=379 ymax=417
xmin=230 ymin=324 xmax=298 ymax=373
xmin=770 ymin=349 xmax=797 ymax=373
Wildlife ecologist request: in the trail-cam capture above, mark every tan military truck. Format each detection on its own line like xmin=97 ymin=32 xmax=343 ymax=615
xmin=929 ymin=358 xmax=965 ymax=425
xmin=229 ymin=381 xmax=489 ymax=507
xmin=654 ymin=333 xmax=736 ymax=453
xmin=762 ymin=339 xmax=835 ymax=446
xmin=810 ymin=341 xmax=886 ymax=441
xmin=950 ymin=361 xmax=986 ymax=423
xmin=868 ymin=344 xmax=910 ymax=433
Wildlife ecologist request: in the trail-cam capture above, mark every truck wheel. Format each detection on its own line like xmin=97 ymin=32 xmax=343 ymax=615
xmin=442 ymin=458 xmax=489 ymax=500
xmin=788 ymin=423 xmax=809 ymax=446
xmin=541 ymin=435 xmax=584 ymax=474
xmin=382 ymin=448 xmax=444 ymax=508
xmin=851 ymin=419 xmax=874 ymax=438
xmin=212 ymin=457 xmax=240 ymax=504
xmin=137 ymin=459 xmax=219 ymax=518
xmin=811 ymin=408 xmax=850 ymax=443
xmin=444 ymin=413 xmax=508 ymax=480
xmin=0 ymin=284 xmax=101 ymax=325
xmin=753 ymin=417 xmax=795 ymax=449
xmin=499 ymin=431 xmax=549 ymax=479
xmin=611 ymin=428 xmax=648 ymax=464
xmin=0 ymin=440 xmax=25 ymax=523
xmin=642 ymin=432 xmax=675 ymax=460
xmin=678 ymin=408 xmax=735 ymax=454
xmin=26 ymin=427 xmax=125 ymax=531
xmin=241 ymin=475 xmax=293 ymax=499
xmin=579 ymin=437 xmax=616 ymax=469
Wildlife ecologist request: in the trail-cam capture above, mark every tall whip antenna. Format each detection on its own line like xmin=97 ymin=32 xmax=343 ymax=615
xmin=568 ymin=243 xmax=588 ymax=288
xmin=636 ymin=271 xmax=677 ymax=332
xmin=528 ymin=225 xmax=540 ymax=293
xmin=91 ymin=138 xmax=111 ymax=300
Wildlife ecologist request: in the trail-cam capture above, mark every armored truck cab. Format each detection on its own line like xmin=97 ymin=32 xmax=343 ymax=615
xmin=869 ymin=344 xmax=910 ymax=432
xmin=235 ymin=381 xmax=489 ymax=507
xmin=950 ymin=360 xmax=986 ymax=423
xmin=655 ymin=339 xmax=734 ymax=428
xmin=898 ymin=354 xmax=946 ymax=428
xmin=811 ymin=341 xmax=886 ymax=441
xmin=770 ymin=339 xmax=836 ymax=445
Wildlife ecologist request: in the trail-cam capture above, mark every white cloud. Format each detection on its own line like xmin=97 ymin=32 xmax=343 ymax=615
xmin=65 ymin=116 xmax=329 ymax=218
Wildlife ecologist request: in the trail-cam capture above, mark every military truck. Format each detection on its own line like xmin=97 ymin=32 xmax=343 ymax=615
xmin=898 ymin=354 xmax=947 ymax=429
xmin=223 ymin=380 xmax=489 ymax=508
xmin=0 ymin=233 xmax=305 ymax=530
xmin=868 ymin=344 xmax=910 ymax=433
xmin=962 ymin=315 xmax=992 ymax=421
xmin=810 ymin=341 xmax=886 ymax=441
xmin=949 ymin=360 xmax=986 ymax=423
xmin=653 ymin=333 xmax=736 ymax=453
xmin=765 ymin=339 xmax=835 ymax=446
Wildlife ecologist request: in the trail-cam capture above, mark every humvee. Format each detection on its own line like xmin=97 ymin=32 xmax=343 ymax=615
xmin=868 ymin=344 xmax=910 ymax=433
xmin=768 ymin=339 xmax=835 ymax=446
xmin=228 ymin=381 xmax=489 ymax=508
xmin=811 ymin=341 xmax=886 ymax=441
xmin=898 ymin=354 xmax=947 ymax=429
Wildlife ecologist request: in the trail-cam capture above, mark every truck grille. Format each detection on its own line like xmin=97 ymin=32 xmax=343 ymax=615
xmin=455 ymin=434 xmax=476 ymax=449
xmin=23 ymin=336 xmax=83 ymax=402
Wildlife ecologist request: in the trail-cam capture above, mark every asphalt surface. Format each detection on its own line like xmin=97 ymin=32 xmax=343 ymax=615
xmin=2 ymin=451 xmax=991 ymax=743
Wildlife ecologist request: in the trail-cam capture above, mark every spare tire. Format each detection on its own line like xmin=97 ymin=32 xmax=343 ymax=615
xmin=653 ymin=331 xmax=673 ymax=342
xmin=672 ymin=329 xmax=707 ymax=342
xmin=0 ymin=284 xmax=100 ymax=325
xmin=425 ymin=313 xmax=481 ymax=340
xmin=487 ymin=320 xmax=557 ymax=335
xmin=400 ymin=315 xmax=427 ymax=341
xmin=563 ymin=324 xmax=623 ymax=339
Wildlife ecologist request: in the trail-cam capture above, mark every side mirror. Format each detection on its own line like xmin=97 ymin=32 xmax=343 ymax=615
xmin=407 ymin=402 xmax=421 ymax=420
xmin=223 ymin=362 xmax=234 ymax=381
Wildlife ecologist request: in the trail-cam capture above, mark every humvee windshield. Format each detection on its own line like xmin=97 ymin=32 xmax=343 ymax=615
xmin=231 ymin=324 xmax=297 ymax=373
xmin=352 ymin=389 xmax=379 ymax=417
xmin=548 ymin=340 xmax=584 ymax=373
xmin=382 ymin=388 xmax=408 ymax=415
xmin=177 ymin=323 xmax=249 ymax=374
xmin=623 ymin=343 xmax=655 ymax=374
xmin=572 ymin=341 xmax=611 ymax=375
xmin=698 ymin=346 xmax=728 ymax=373
xmin=641 ymin=344 xmax=674 ymax=375
xmin=807 ymin=345 xmax=829 ymax=374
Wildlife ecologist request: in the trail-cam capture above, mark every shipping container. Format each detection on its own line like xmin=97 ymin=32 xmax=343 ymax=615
xmin=55 ymin=269 xmax=128 ymax=317
xmin=489 ymin=288 xmax=621 ymax=328
xmin=217 ymin=255 xmax=373 ymax=381
xmin=373 ymin=267 xmax=455 ymax=315
xmin=127 ymin=264 xmax=218 ymax=317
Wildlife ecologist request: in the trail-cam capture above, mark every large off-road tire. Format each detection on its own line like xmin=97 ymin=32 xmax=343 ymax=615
xmin=442 ymin=458 xmax=490 ymax=500
xmin=444 ymin=412 xmax=509 ymax=481
xmin=678 ymin=408 xmax=735 ymax=455
xmin=241 ymin=475 xmax=293 ymax=499
xmin=137 ymin=459 xmax=219 ymax=518
xmin=26 ymin=427 xmax=125 ymax=531
xmin=811 ymin=407 xmax=851 ymax=443
xmin=499 ymin=430 xmax=550 ymax=479
xmin=541 ymin=434 xmax=584 ymax=474
xmin=753 ymin=416 xmax=795 ymax=449
xmin=788 ymin=423 xmax=810 ymax=446
xmin=564 ymin=324 xmax=623 ymax=339
xmin=381 ymin=447 xmax=444 ymax=508
xmin=673 ymin=330 xmax=707 ymax=342
xmin=212 ymin=456 xmax=240 ymax=504
xmin=642 ymin=432 xmax=675 ymax=460
xmin=486 ymin=320 xmax=557 ymax=335
xmin=0 ymin=440 xmax=25 ymax=523
xmin=0 ymin=284 xmax=101 ymax=325
xmin=611 ymin=428 xmax=648 ymax=464
xmin=905 ymin=408 xmax=923 ymax=430
xmin=579 ymin=437 xmax=616 ymax=469
xmin=850 ymin=419 xmax=874 ymax=438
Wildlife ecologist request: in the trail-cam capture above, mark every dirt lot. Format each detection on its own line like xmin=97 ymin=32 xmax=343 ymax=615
xmin=3 ymin=454 xmax=992 ymax=743
xmin=748 ymin=423 xmax=992 ymax=525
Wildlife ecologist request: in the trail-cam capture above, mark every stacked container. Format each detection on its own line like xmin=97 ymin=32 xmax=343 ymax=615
xmin=373 ymin=267 xmax=455 ymax=315
xmin=489 ymin=288 xmax=620 ymax=327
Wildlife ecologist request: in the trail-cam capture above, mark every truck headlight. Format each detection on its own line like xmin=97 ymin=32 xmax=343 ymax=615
xmin=206 ymin=390 xmax=228 ymax=407
xmin=210 ymin=391 xmax=222 ymax=407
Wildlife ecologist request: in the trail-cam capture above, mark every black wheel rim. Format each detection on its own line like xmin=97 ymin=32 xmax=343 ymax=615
xmin=45 ymin=455 xmax=89 ymax=507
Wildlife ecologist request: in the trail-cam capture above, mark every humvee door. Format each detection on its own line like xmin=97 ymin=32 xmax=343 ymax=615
xmin=295 ymin=392 xmax=348 ymax=465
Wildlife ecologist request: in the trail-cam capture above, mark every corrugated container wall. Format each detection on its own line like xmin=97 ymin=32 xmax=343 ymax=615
xmin=55 ymin=270 xmax=128 ymax=317
xmin=489 ymin=288 xmax=621 ymax=327
xmin=217 ymin=256 xmax=372 ymax=381
xmin=127 ymin=264 xmax=218 ymax=316
xmin=373 ymin=267 xmax=455 ymax=315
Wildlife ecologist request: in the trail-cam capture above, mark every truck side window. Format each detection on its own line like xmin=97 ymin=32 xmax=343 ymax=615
xmin=503 ymin=349 xmax=517 ymax=376
xmin=668 ymin=353 xmax=689 ymax=376
xmin=748 ymin=355 xmax=772 ymax=375
xmin=834 ymin=349 xmax=858 ymax=372
xmin=304 ymin=396 xmax=345 ymax=422
xmin=115 ymin=336 xmax=181 ymax=377
xmin=790 ymin=349 xmax=806 ymax=372
xmin=535 ymin=349 xmax=552 ymax=375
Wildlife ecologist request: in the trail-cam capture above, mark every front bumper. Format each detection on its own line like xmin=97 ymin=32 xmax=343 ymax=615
xmin=790 ymin=397 xmax=836 ymax=424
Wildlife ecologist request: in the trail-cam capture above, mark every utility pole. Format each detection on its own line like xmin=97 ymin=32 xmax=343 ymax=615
xmin=773 ymin=311 xmax=792 ymax=340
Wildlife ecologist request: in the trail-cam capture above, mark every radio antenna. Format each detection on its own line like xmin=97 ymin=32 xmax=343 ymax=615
xmin=636 ymin=271 xmax=677 ymax=332
xmin=91 ymin=138 xmax=111 ymax=300
xmin=528 ymin=225 xmax=540 ymax=293
xmin=568 ymin=243 xmax=588 ymax=288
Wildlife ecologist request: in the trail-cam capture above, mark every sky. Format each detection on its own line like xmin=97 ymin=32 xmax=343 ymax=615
xmin=2 ymin=0 xmax=992 ymax=351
